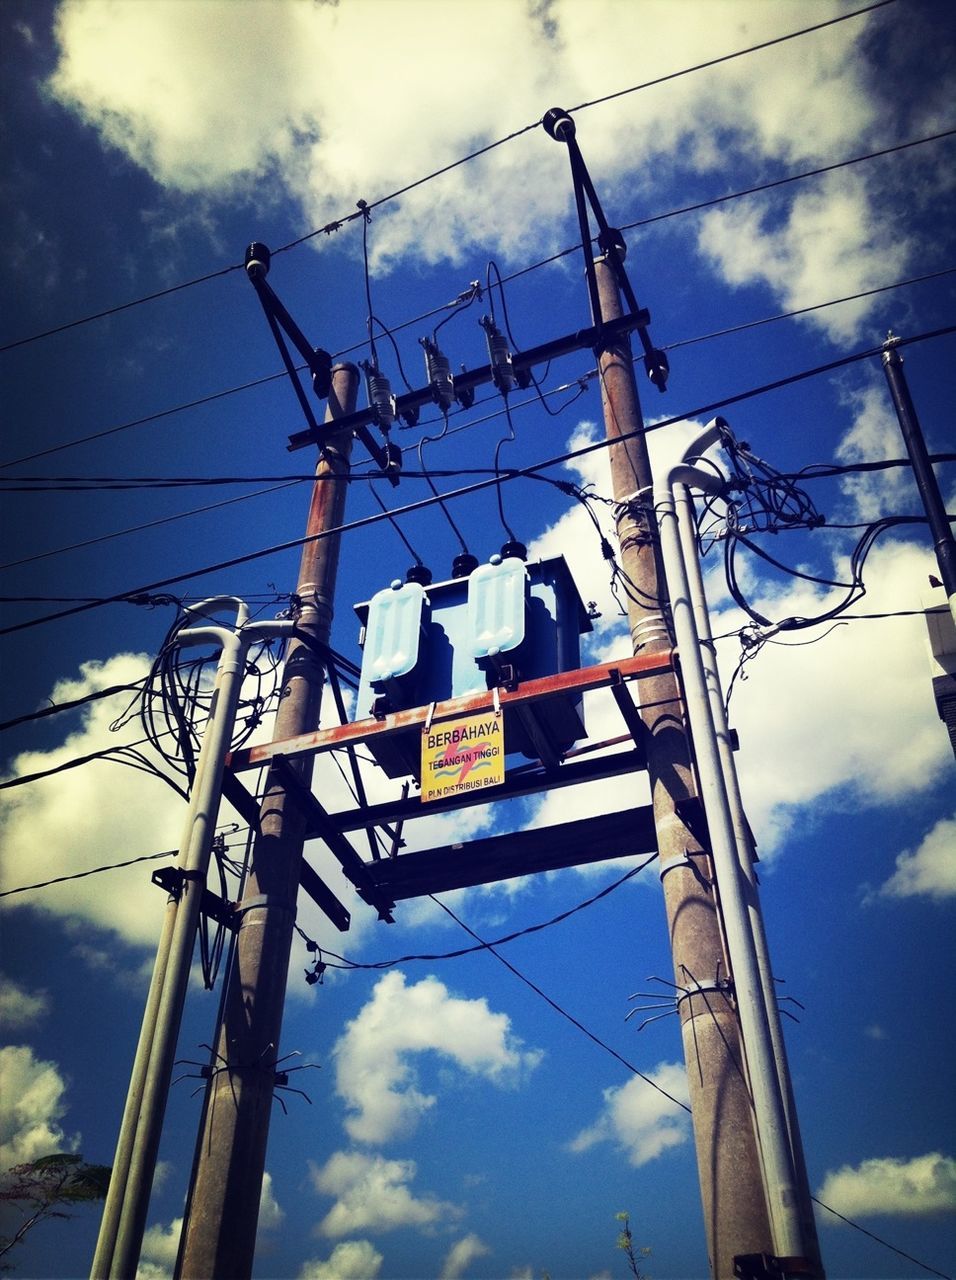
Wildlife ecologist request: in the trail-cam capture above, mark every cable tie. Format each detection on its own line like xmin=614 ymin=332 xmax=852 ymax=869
xmin=423 ymin=701 xmax=437 ymax=734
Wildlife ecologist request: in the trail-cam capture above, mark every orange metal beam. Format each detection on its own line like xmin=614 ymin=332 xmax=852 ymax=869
xmin=227 ymin=649 xmax=676 ymax=773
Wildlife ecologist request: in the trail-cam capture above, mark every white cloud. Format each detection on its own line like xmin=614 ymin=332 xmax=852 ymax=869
xmin=310 ymin=1150 xmax=460 ymax=1238
xmin=568 ymin=1064 xmax=691 ymax=1168
xmin=0 ymin=978 xmax=49 ymax=1030
xmin=332 ymin=971 xmax=541 ymax=1144
xmin=137 ymin=1172 xmax=283 ymax=1279
xmin=45 ymin=0 xmax=914 ymax=340
xmin=834 ymin=382 xmax=918 ymax=522
xmin=696 ymin=171 xmax=910 ymax=342
xmin=875 ymin=813 xmax=956 ymax=901
xmin=440 ymin=1232 xmax=491 ymax=1279
xmin=299 ymin=1239 xmax=384 ymax=1280
xmin=0 ymin=654 xmax=183 ymax=948
xmin=817 ymin=1153 xmax=956 ymax=1218
xmin=0 ymin=1045 xmax=78 ymax=1169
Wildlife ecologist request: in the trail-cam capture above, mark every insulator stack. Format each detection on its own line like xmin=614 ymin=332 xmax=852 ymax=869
xmin=364 ymin=365 xmax=396 ymax=429
xmin=481 ymin=317 xmax=517 ymax=394
xmin=421 ymin=338 xmax=456 ymax=411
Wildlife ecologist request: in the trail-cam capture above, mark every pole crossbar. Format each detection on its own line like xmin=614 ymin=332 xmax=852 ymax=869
xmin=226 ymin=650 xmax=675 ymax=773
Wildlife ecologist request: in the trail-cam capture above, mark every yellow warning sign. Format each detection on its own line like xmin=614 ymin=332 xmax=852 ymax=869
xmin=420 ymin=711 xmax=505 ymax=803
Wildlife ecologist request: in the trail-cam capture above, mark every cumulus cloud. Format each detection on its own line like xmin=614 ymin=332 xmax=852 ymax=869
xmin=568 ymin=1064 xmax=691 ymax=1167
xmin=0 ymin=978 xmax=49 ymax=1030
xmin=696 ymin=172 xmax=909 ymax=343
xmin=874 ymin=813 xmax=956 ymax=901
xmin=0 ymin=1045 xmax=77 ymax=1169
xmin=299 ymin=1239 xmax=384 ymax=1280
xmin=332 ymin=971 xmax=542 ymax=1144
xmin=45 ymin=0 xmax=913 ymax=339
xmin=137 ymin=1173 xmax=283 ymax=1279
xmin=310 ymin=1150 xmax=460 ymax=1238
xmin=817 ymin=1153 xmax=956 ymax=1218
xmin=440 ymin=1232 xmax=492 ymax=1279
xmin=0 ymin=654 xmax=183 ymax=948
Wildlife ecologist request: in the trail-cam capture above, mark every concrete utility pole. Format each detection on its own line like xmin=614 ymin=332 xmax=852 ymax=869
xmin=594 ymin=256 xmax=775 ymax=1275
xmin=881 ymin=334 xmax=956 ymax=625
xmin=177 ymin=363 xmax=359 ymax=1280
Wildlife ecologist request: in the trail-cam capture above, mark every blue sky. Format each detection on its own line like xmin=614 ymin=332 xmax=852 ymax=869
xmin=1 ymin=1 xmax=955 ymax=1278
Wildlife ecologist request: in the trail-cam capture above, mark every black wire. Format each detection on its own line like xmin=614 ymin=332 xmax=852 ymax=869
xmin=566 ymin=0 xmax=897 ymax=116
xmin=2 ymin=323 xmax=952 ymax=640
xmin=493 ymin=400 xmax=518 ymax=542
xmin=810 ymin=1197 xmax=952 ymax=1280
xmin=417 ymin=417 xmax=471 ymax=554
xmin=0 ymin=848 xmax=179 ymax=898
xmin=430 ymin=893 xmax=692 ymax=1116
xmin=321 ymin=855 xmax=657 ymax=971
xmin=2 ymin=0 xmax=900 ymax=356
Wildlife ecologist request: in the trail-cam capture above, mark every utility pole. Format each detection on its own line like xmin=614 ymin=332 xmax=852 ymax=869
xmin=594 ymin=254 xmax=775 ymax=1274
xmin=177 ymin=363 xmax=359 ymax=1280
xmin=881 ymin=334 xmax=956 ymax=625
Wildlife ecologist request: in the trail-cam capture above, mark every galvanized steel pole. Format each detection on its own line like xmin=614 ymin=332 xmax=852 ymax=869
xmin=177 ymin=363 xmax=359 ymax=1280
xmin=594 ymin=256 xmax=774 ymax=1275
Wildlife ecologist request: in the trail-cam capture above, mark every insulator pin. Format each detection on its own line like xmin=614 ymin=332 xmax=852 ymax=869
xmin=364 ymin=365 xmax=396 ymax=429
xmin=480 ymin=317 xmax=517 ymax=394
xmin=420 ymin=338 xmax=456 ymax=411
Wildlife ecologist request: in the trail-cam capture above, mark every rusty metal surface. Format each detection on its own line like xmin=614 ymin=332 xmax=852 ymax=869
xmin=228 ymin=649 xmax=675 ymax=772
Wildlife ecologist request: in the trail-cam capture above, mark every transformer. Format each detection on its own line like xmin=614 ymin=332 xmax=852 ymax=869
xmin=353 ymin=554 xmax=591 ymax=778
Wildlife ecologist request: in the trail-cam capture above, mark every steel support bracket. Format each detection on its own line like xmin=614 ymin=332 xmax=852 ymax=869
xmin=151 ymin=867 xmax=238 ymax=930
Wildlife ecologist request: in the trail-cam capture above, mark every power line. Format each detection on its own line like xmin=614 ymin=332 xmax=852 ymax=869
xmin=10 ymin=451 xmax=953 ymax=494
xmin=0 ymin=848 xmax=178 ymax=898
xmin=566 ymin=0 xmax=897 ymax=116
xmin=4 ymin=240 xmax=949 ymax=478
xmin=0 ymin=679 xmax=150 ymax=733
xmin=318 ymin=856 xmax=656 ymax=971
xmin=2 ymin=323 xmax=952 ymax=639
xmin=430 ymin=893 xmax=693 ymax=1117
xmin=810 ymin=1196 xmax=952 ymax=1280
xmin=0 ymin=0 xmax=901 ymax=357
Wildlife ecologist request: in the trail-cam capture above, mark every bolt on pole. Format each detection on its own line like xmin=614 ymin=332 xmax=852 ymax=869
xmin=176 ymin=363 xmax=359 ymax=1280
xmin=593 ymin=256 xmax=774 ymax=1274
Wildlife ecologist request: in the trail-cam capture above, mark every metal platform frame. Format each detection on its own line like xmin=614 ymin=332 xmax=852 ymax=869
xmin=223 ymin=649 xmax=680 ymax=925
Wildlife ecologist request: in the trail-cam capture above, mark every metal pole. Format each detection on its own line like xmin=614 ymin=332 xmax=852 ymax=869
xmin=103 ymin=604 xmax=293 ymax=1279
xmin=657 ymin=433 xmax=817 ymax=1267
xmin=881 ymin=335 xmax=956 ymax=625
xmin=674 ymin=443 xmax=822 ymax=1272
xmin=594 ymin=256 xmax=773 ymax=1275
xmin=177 ymin=363 xmax=359 ymax=1280
xmin=92 ymin=597 xmax=248 ymax=1279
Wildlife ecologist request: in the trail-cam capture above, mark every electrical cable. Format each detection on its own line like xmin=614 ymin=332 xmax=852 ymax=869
xmin=0 ymin=0 xmax=909 ymax=359
xmin=319 ymin=854 xmax=656 ymax=971
xmin=2 ymin=236 xmax=949 ymax=473
xmin=0 ymin=481 xmax=304 ymax=572
xmin=493 ymin=400 xmax=518 ymax=542
xmin=430 ymin=893 xmax=692 ymax=1116
xmin=0 ymin=848 xmax=179 ymax=898
xmin=810 ymin=1197 xmax=952 ymax=1280
xmin=0 ymin=678 xmax=151 ymax=733
xmin=417 ymin=416 xmax=471 ymax=554
xmin=565 ymin=0 xmax=897 ymax=116
xmin=2 ymin=323 xmax=952 ymax=639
